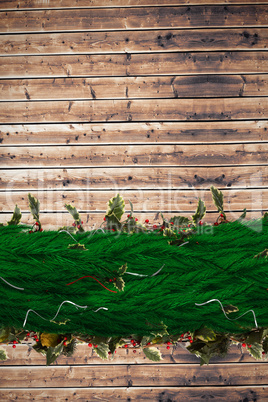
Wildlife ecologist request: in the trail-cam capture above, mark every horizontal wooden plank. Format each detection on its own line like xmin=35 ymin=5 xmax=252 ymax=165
xmin=0 ymin=166 xmax=266 ymax=190
xmin=1 ymin=0 xmax=267 ymax=10
xmin=0 ymin=121 xmax=267 ymax=145
xmin=0 ymin=344 xmax=257 ymax=365
xmin=1 ymin=98 xmax=268 ymax=123
xmin=0 ymin=211 xmax=264 ymax=229
xmin=1 ymin=6 xmax=268 ymax=33
xmin=1 ymin=75 xmax=268 ymax=101
xmin=1 ymin=386 xmax=268 ymax=402
xmin=0 ymin=189 xmax=266 ymax=212
xmin=1 ymin=143 xmax=268 ymax=167
xmin=1 ymin=363 xmax=268 ymax=387
xmin=1 ymin=52 xmax=267 ymax=78
xmin=1 ymin=28 xmax=267 ymax=55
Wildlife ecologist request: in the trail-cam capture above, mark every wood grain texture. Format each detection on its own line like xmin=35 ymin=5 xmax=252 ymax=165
xmin=1 ymin=28 xmax=267 ymax=55
xmin=0 ymin=386 xmax=268 ymax=402
xmin=1 ymin=52 xmax=267 ymax=79
xmin=1 ymin=98 xmax=268 ymax=123
xmin=1 ymin=0 xmax=267 ymax=10
xmin=1 ymin=144 xmax=268 ymax=167
xmin=1 ymin=75 xmax=268 ymax=101
xmin=0 ymin=210 xmax=263 ymax=228
xmin=0 ymin=344 xmax=257 ymax=365
xmin=1 ymin=364 xmax=268 ymax=387
xmin=1 ymin=188 xmax=265 ymax=212
xmin=0 ymin=166 xmax=266 ymax=190
xmin=0 ymin=121 xmax=267 ymax=145
xmin=1 ymin=6 xmax=268 ymax=33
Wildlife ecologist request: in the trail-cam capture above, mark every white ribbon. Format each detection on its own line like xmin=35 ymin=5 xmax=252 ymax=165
xmin=0 ymin=276 xmax=24 ymax=291
xmin=125 ymin=264 xmax=165 ymax=277
xmin=195 ymin=298 xmax=258 ymax=328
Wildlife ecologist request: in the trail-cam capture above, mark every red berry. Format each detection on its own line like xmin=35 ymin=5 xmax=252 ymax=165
xmin=167 ymin=341 xmax=171 ymax=345
xmin=131 ymin=339 xmax=134 ymax=344
xmin=199 ymin=221 xmax=203 ymax=226
xmin=103 ymin=217 xmax=106 ymax=221
xmin=25 ymin=338 xmax=29 ymax=341
xmin=72 ymin=222 xmax=76 ymax=227
xmin=40 ymin=228 xmax=43 ymax=232
xmin=135 ymin=218 xmax=138 ymax=222
xmin=77 ymin=225 xmax=81 ymax=229
xmin=35 ymin=222 xmax=39 ymax=226
xmin=189 ymin=340 xmax=193 ymax=343
xmin=29 ymin=230 xmax=33 ymax=234
xmin=153 ymin=225 xmax=157 ymax=229
xmin=133 ymin=342 xmax=136 ymax=346
xmin=188 ymin=224 xmax=191 ymax=227
xmin=64 ymin=337 xmax=67 ymax=341
xmin=81 ymin=221 xmax=83 ymax=224
xmin=166 ymin=346 xmax=170 ymax=350
xmin=145 ymin=219 xmax=149 ymax=223
xmin=127 ymin=214 xmax=130 ymax=218
xmin=114 ymin=350 xmax=117 ymax=354
xmin=242 ymin=343 xmax=246 ymax=347
xmin=26 ymin=332 xmax=30 ymax=337
xmin=88 ymin=343 xmax=92 ymax=347
xmin=133 ymin=350 xmax=136 ymax=353
xmin=262 ymin=351 xmax=266 ymax=355
xmin=112 ymin=229 xmax=115 ymax=232
xmin=248 ymin=344 xmax=252 ymax=348
xmin=35 ymin=339 xmax=39 ymax=342
xmin=214 ymin=222 xmax=219 ymax=226
xmin=94 ymin=344 xmax=98 ymax=348
xmin=12 ymin=345 xmax=16 ymax=349
xmin=124 ymin=344 xmax=128 ymax=348
xmin=113 ymin=278 xmax=116 ymax=281
xmin=108 ymin=351 xmax=111 ymax=355
xmin=170 ymin=222 xmax=174 ymax=225
xmin=63 ymin=341 xmax=67 ymax=346
xmin=109 ymin=279 xmax=112 ymax=282
xmin=220 ymin=213 xmax=224 ymax=217
xmin=180 ymin=334 xmax=184 ymax=338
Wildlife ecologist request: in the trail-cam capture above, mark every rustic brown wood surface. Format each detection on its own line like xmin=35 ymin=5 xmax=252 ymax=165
xmin=1 ymin=29 xmax=267 ymax=55
xmin=0 ymin=2 xmax=267 ymax=400
xmin=0 ymin=122 xmax=267 ymax=144
xmin=1 ymin=52 xmax=268 ymax=78
xmin=1 ymin=75 xmax=268 ymax=100
xmin=1 ymin=0 xmax=268 ymax=9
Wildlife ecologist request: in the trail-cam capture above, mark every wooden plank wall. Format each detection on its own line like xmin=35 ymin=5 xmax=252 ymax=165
xmin=0 ymin=1 xmax=268 ymax=401
xmin=0 ymin=0 xmax=267 ymax=228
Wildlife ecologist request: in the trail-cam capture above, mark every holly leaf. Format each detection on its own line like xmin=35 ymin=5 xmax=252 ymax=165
xmin=223 ymin=305 xmax=239 ymax=314
xmin=194 ymin=327 xmax=217 ymax=342
xmin=192 ymin=198 xmax=206 ymax=225
xmin=7 ymin=205 xmax=22 ymax=226
xmin=40 ymin=333 xmax=60 ymax=348
xmin=0 ymin=327 xmax=10 ymax=343
xmin=247 ymin=343 xmax=263 ymax=360
xmin=143 ymin=347 xmax=162 ymax=362
xmin=239 ymin=208 xmax=247 ymax=220
xmin=163 ymin=228 xmax=177 ymax=238
xmin=94 ymin=343 xmax=109 ymax=360
xmin=0 ymin=348 xmax=8 ymax=361
xmin=114 ymin=277 xmax=125 ymax=292
xmin=128 ymin=199 xmax=134 ymax=218
xmin=108 ymin=336 xmax=124 ymax=354
xmin=58 ymin=226 xmax=77 ymax=234
xmin=210 ymin=186 xmax=225 ymax=218
xmin=106 ymin=194 xmax=125 ymax=222
xmin=67 ymin=243 xmax=87 ymax=251
xmin=169 ymin=216 xmax=190 ymax=227
xmin=64 ymin=204 xmax=80 ymax=221
xmin=118 ymin=263 xmax=127 ymax=276
xmin=28 ymin=193 xmax=40 ymax=221
xmin=46 ymin=341 xmax=64 ymax=366
xmin=141 ymin=335 xmax=154 ymax=347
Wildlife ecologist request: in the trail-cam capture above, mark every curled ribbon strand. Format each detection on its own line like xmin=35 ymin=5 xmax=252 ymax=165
xmin=0 ymin=276 xmax=24 ymax=291
xmin=126 ymin=264 xmax=165 ymax=277
xmin=23 ymin=300 xmax=88 ymax=327
xmin=195 ymin=298 xmax=258 ymax=328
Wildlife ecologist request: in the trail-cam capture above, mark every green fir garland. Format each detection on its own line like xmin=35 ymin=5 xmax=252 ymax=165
xmin=0 ymin=188 xmax=267 ymax=365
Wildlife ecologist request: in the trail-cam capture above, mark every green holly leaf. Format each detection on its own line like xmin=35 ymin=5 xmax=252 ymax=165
xmin=239 ymin=208 xmax=247 ymax=220
xmin=46 ymin=341 xmax=64 ymax=366
xmin=192 ymin=198 xmax=206 ymax=225
xmin=67 ymin=243 xmax=87 ymax=251
xmin=7 ymin=205 xmax=22 ymax=226
xmin=143 ymin=347 xmax=162 ymax=362
xmin=128 ymin=199 xmax=134 ymax=217
xmin=108 ymin=336 xmax=124 ymax=354
xmin=163 ymin=228 xmax=177 ymax=238
xmin=28 ymin=193 xmax=40 ymax=222
xmin=106 ymin=194 xmax=125 ymax=222
xmin=169 ymin=216 xmax=190 ymax=227
xmin=141 ymin=335 xmax=154 ymax=347
xmin=58 ymin=226 xmax=77 ymax=234
xmin=247 ymin=343 xmax=263 ymax=360
xmin=210 ymin=186 xmax=226 ymax=218
xmin=94 ymin=343 xmax=109 ymax=360
xmin=118 ymin=263 xmax=127 ymax=276
xmin=0 ymin=348 xmax=8 ymax=361
xmin=0 ymin=327 xmax=10 ymax=343
xmin=223 ymin=305 xmax=239 ymax=315
xmin=194 ymin=327 xmax=217 ymax=342
xmin=114 ymin=277 xmax=125 ymax=292
xmin=64 ymin=204 xmax=80 ymax=221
